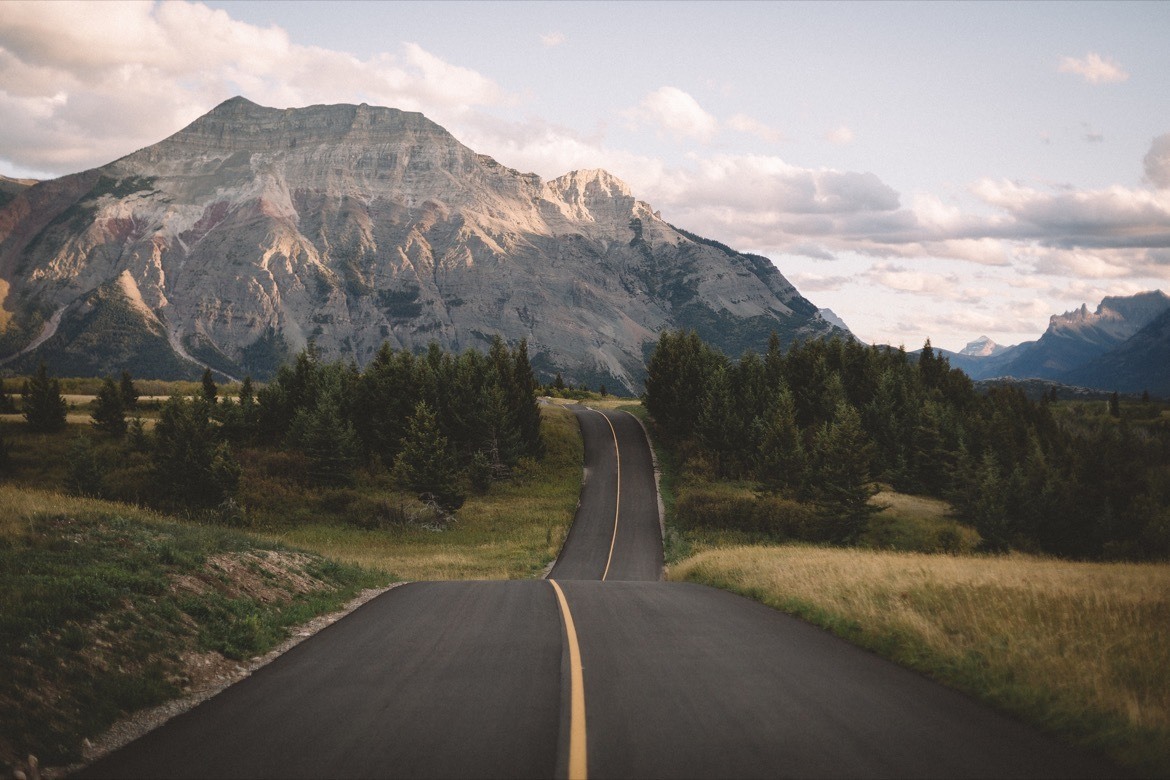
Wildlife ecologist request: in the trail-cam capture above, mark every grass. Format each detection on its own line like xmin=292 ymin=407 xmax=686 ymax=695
xmin=254 ymin=405 xmax=584 ymax=579
xmin=670 ymin=545 xmax=1170 ymax=776
xmin=0 ymin=485 xmax=386 ymax=771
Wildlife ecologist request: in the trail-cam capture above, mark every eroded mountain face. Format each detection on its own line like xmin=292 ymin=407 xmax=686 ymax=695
xmin=0 ymin=97 xmax=839 ymax=391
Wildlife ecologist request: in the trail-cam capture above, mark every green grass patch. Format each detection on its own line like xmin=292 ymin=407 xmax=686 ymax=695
xmin=0 ymin=486 xmax=385 ymax=771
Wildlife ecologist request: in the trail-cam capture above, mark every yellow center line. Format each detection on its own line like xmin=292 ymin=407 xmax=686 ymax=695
xmin=594 ymin=410 xmax=621 ymax=582
xmin=550 ymin=579 xmax=588 ymax=780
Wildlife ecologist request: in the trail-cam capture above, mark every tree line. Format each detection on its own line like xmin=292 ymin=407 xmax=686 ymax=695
xmin=644 ymin=330 xmax=1170 ymax=560
xmin=2 ymin=337 xmax=545 ymax=515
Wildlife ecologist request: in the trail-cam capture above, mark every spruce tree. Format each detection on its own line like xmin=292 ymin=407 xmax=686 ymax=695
xmin=91 ymin=376 xmax=127 ymax=437
xmin=22 ymin=363 xmax=67 ymax=433
xmin=394 ymin=401 xmax=464 ymax=511
xmin=755 ymin=387 xmax=806 ymax=495
xmin=201 ymin=368 xmax=218 ymax=405
xmin=288 ymin=391 xmax=360 ymax=486
xmin=809 ymin=402 xmax=878 ymax=544
xmin=119 ymin=370 xmax=139 ymax=410
xmin=66 ymin=435 xmax=105 ymax=496
xmin=154 ymin=395 xmax=238 ymax=507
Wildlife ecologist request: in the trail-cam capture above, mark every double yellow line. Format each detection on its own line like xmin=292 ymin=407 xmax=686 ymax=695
xmin=549 ymin=409 xmax=624 ymax=779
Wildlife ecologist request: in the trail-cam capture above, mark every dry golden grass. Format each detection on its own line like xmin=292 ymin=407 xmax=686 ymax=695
xmin=671 ymin=544 xmax=1170 ymax=774
xmin=256 ymin=405 xmax=584 ymax=581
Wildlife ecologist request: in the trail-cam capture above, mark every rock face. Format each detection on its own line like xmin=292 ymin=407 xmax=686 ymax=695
xmin=940 ymin=291 xmax=1170 ymax=396
xmin=0 ymin=97 xmax=840 ymax=391
xmin=959 ymin=335 xmax=1006 ymax=358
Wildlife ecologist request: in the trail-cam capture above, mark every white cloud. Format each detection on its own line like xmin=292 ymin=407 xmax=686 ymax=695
xmin=725 ymin=113 xmax=786 ymax=144
xmin=1058 ymin=52 xmax=1129 ymax=85
xmin=625 ymin=86 xmax=719 ymax=143
xmin=1145 ymin=133 xmax=1170 ymax=189
xmin=0 ymin=1 xmax=513 ymax=175
xmin=540 ymin=31 xmax=566 ymax=47
xmin=825 ymin=125 xmax=854 ymax=144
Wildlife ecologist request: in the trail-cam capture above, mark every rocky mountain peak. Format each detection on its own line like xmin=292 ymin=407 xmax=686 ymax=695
xmin=0 ymin=99 xmax=839 ymax=392
xmin=1047 ymin=291 xmax=1170 ymax=342
xmin=960 ymin=335 xmax=1006 ymax=357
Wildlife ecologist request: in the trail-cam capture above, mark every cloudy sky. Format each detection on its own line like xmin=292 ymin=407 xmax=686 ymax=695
xmin=2 ymin=0 xmax=1169 ymax=351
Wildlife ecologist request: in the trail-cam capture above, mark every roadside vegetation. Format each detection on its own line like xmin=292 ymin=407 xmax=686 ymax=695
xmin=640 ymin=329 xmax=1170 ymax=774
xmin=0 ymin=343 xmax=586 ymax=774
xmin=0 ymin=485 xmax=385 ymax=772
xmin=670 ymin=546 xmax=1170 ymax=776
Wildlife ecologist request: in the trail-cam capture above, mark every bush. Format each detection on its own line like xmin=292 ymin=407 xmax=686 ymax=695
xmin=675 ymin=484 xmax=820 ymax=540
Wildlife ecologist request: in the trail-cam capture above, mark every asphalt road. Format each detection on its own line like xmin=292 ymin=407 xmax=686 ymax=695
xmin=547 ymin=407 xmax=663 ymax=581
xmin=81 ymin=405 xmax=1127 ymax=779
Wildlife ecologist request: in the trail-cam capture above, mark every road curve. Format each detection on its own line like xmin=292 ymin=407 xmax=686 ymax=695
xmin=547 ymin=407 xmax=663 ymax=582
xmin=80 ymin=403 xmax=1128 ymax=779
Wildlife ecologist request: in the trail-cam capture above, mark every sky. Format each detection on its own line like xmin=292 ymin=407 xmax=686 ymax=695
xmin=2 ymin=0 xmax=1169 ymax=352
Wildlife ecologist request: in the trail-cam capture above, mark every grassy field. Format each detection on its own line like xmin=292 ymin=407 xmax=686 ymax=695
xmin=254 ymin=405 xmax=584 ymax=580
xmin=670 ymin=545 xmax=1170 ymax=776
xmin=0 ymin=485 xmax=386 ymax=771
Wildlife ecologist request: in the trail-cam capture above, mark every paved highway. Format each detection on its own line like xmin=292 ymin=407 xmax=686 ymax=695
xmin=82 ymin=405 xmax=1126 ymax=779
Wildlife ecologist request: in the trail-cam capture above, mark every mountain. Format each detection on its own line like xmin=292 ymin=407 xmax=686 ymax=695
xmin=959 ymin=335 xmax=1007 ymax=357
xmin=995 ymin=292 xmax=1170 ymax=380
xmin=0 ymin=98 xmax=841 ymax=392
xmin=940 ymin=290 xmax=1170 ymax=395
xmin=1062 ymin=307 xmax=1170 ymax=396
xmin=817 ymin=308 xmax=850 ymax=332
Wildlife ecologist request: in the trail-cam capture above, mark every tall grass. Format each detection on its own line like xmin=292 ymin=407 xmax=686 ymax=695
xmin=671 ymin=545 xmax=1170 ymax=775
xmin=255 ymin=405 xmax=584 ymax=580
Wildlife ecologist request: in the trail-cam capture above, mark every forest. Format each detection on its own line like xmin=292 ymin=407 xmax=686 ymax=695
xmin=644 ymin=330 xmax=1170 ymax=561
xmin=0 ymin=337 xmax=545 ymax=521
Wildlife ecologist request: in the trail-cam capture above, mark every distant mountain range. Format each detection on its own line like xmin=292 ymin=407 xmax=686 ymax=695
xmin=0 ymin=98 xmax=842 ymax=392
xmin=939 ymin=290 xmax=1170 ymax=396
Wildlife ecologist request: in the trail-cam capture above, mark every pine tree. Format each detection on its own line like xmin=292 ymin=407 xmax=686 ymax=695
xmin=809 ymin=402 xmax=878 ymax=544
xmin=288 ymin=390 xmax=360 ymax=486
xmin=91 ymin=376 xmax=127 ymax=437
xmin=1109 ymin=392 xmax=1121 ymax=418
xmin=394 ymin=401 xmax=464 ymax=511
xmin=22 ymin=363 xmax=67 ymax=433
xmin=201 ymin=369 xmax=218 ymax=405
xmin=154 ymin=395 xmax=238 ymax=507
xmin=66 ymin=435 xmax=106 ymax=496
xmin=119 ymin=370 xmax=139 ymax=410
xmin=755 ymin=387 xmax=806 ymax=495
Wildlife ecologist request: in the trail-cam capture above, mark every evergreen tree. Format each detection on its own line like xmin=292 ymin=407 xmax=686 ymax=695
xmin=1109 ymin=391 xmax=1121 ymax=418
xmin=119 ymin=370 xmax=139 ymax=410
xmin=510 ymin=339 xmax=544 ymax=458
xmin=288 ymin=389 xmax=360 ymax=486
xmin=154 ymin=395 xmax=238 ymax=507
xmin=66 ymin=435 xmax=105 ymax=496
xmin=394 ymin=401 xmax=464 ymax=511
xmin=755 ymin=387 xmax=806 ymax=495
xmin=809 ymin=402 xmax=878 ymax=544
xmin=553 ymin=372 xmax=566 ymax=392
xmin=22 ymin=363 xmax=67 ymax=433
xmin=91 ymin=376 xmax=127 ymax=437
xmin=201 ymin=368 xmax=218 ymax=405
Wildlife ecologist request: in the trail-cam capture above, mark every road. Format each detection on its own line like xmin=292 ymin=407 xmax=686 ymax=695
xmin=82 ymin=406 xmax=1126 ymax=779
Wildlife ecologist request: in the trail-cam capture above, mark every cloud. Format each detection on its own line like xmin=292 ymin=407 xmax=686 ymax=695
xmin=625 ymin=86 xmax=719 ymax=143
xmin=1058 ymin=52 xmax=1129 ymax=84
xmin=540 ymin=31 xmax=566 ymax=47
xmin=788 ymin=272 xmax=852 ymax=291
xmin=1145 ymin=133 xmax=1170 ymax=189
xmin=0 ymin=1 xmax=513 ymax=175
xmin=725 ymin=113 xmax=786 ymax=144
xmin=825 ymin=125 xmax=854 ymax=144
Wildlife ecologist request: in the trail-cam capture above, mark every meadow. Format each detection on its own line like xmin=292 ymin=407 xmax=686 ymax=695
xmin=670 ymin=545 xmax=1170 ymax=776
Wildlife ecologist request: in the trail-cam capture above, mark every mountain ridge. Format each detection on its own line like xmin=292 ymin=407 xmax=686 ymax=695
xmin=0 ymin=97 xmax=841 ymax=391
